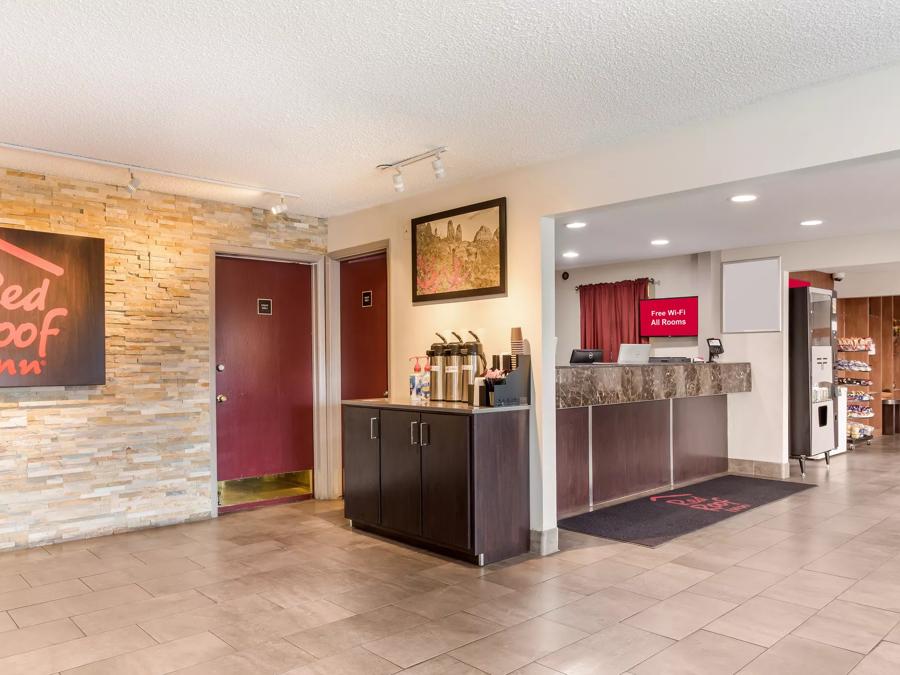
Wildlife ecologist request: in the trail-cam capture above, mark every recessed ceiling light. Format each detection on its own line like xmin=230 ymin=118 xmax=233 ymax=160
xmin=562 ymin=251 xmax=579 ymax=258
xmin=651 ymin=239 xmax=670 ymax=246
xmin=800 ymin=219 xmax=824 ymax=226
xmin=730 ymin=194 xmax=758 ymax=203
xmin=566 ymin=222 xmax=587 ymax=229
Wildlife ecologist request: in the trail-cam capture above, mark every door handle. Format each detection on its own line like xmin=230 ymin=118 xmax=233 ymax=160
xmin=369 ymin=417 xmax=379 ymax=440
xmin=216 ymin=394 xmax=228 ymax=403
xmin=420 ymin=422 xmax=430 ymax=447
xmin=410 ymin=420 xmax=420 ymax=446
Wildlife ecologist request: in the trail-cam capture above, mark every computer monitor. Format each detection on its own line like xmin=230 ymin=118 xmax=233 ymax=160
xmin=617 ymin=344 xmax=651 ymax=364
xmin=570 ymin=349 xmax=602 ymax=364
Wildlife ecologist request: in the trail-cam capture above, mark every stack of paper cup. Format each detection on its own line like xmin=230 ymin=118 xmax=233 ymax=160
xmin=511 ymin=327 xmax=524 ymax=370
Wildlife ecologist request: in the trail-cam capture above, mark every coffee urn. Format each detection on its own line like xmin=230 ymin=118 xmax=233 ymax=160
xmin=444 ymin=333 xmax=464 ymax=402
xmin=427 ymin=333 xmax=448 ymax=401
xmin=462 ymin=330 xmax=487 ymax=391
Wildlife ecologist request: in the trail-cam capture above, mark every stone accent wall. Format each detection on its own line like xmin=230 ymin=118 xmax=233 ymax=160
xmin=0 ymin=168 xmax=327 ymax=549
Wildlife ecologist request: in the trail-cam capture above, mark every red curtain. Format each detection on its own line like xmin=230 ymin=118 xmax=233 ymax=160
xmin=579 ymin=279 xmax=649 ymax=362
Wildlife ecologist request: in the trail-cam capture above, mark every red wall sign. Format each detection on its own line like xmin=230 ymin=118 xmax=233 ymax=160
xmin=639 ymin=296 xmax=699 ymax=337
xmin=0 ymin=227 xmax=105 ymax=387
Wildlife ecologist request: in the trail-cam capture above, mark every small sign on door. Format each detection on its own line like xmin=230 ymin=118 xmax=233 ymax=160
xmin=257 ymin=298 xmax=273 ymax=315
xmin=361 ymin=290 xmax=373 ymax=308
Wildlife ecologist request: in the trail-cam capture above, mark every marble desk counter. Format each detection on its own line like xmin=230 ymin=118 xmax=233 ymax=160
xmin=556 ymin=362 xmax=752 ymax=409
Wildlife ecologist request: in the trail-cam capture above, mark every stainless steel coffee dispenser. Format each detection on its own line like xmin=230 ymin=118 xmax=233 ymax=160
xmin=444 ymin=333 xmax=464 ymax=402
xmin=427 ymin=333 xmax=447 ymax=401
xmin=462 ymin=330 xmax=487 ymax=392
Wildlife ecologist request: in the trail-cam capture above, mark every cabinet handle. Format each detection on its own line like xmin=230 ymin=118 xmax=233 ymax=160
xmin=410 ymin=420 xmax=419 ymax=445
xmin=420 ymin=422 xmax=430 ymax=447
xmin=369 ymin=417 xmax=379 ymax=440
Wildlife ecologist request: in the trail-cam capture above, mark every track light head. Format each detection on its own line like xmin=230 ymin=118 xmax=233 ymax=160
xmin=392 ymin=171 xmax=405 ymax=193
xmin=126 ymin=170 xmax=140 ymax=194
xmin=271 ymin=196 xmax=288 ymax=215
xmin=432 ymin=156 xmax=446 ymax=180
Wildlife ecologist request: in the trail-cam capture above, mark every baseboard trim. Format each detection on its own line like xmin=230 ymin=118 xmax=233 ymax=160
xmin=728 ymin=458 xmax=789 ymax=479
xmin=530 ymin=527 xmax=559 ymax=556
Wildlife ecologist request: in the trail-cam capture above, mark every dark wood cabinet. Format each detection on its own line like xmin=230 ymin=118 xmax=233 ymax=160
xmin=592 ymin=400 xmax=670 ymax=503
xmin=380 ymin=409 xmax=423 ymax=536
xmin=342 ymin=406 xmax=381 ymax=524
xmin=421 ymin=413 xmax=471 ymax=550
xmin=342 ymin=402 xmax=529 ymax=565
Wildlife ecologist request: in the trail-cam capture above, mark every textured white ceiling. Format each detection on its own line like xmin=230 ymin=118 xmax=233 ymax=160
xmin=554 ymin=150 xmax=900 ymax=268
xmin=2 ymin=1 xmax=900 ymax=216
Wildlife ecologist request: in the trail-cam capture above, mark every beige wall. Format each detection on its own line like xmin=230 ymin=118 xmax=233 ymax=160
xmin=330 ymin=62 xmax=900 ymax=538
xmin=831 ymin=264 xmax=900 ymax=298
xmin=555 ymin=254 xmax=714 ymax=365
xmin=0 ymin=168 xmax=326 ymax=550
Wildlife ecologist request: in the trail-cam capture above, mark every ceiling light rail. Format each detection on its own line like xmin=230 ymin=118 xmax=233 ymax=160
xmin=0 ymin=141 xmax=304 ymax=202
xmin=378 ymin=146 xmax=447 ymax=192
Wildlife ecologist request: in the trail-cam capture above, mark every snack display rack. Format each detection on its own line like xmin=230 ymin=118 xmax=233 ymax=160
xmin=837 ymin=336 xmax=875 ymax=448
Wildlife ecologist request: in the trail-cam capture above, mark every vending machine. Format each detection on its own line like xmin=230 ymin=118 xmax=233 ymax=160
xmin=788 ymin=286 xmax=838 ymax=475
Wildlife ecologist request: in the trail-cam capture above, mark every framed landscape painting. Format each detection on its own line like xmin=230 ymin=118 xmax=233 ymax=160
xmin=411 ymin=197 xmax=507 ymax=303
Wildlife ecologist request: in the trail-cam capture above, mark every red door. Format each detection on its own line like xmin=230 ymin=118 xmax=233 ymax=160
xmin=215 ymin=256 xmax=314 ymax=483
xmin=340 ymin=252 xmax=388 ymax=399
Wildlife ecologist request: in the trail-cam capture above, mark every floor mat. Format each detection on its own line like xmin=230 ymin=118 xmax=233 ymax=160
xmin=559 ymin=475 xmax=815 ymax=547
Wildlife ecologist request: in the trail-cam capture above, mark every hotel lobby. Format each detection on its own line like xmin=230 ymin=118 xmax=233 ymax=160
xmin=4 ymin=2 xmax=900 ymax=673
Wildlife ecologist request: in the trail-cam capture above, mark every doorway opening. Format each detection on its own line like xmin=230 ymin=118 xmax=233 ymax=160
xmin=214 ymin=254 xmax=316 ymax=512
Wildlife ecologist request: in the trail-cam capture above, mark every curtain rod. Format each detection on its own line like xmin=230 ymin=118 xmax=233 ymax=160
xmin=574 ymin=278 xmax=659 ymax=291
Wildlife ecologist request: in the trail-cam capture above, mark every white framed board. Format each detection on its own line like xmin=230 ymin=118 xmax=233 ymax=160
xmin=722 ymin=256 xmax=782 ymax=333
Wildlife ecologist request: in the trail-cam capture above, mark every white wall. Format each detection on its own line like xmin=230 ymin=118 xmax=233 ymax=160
xmin=723 ymin=230 xmax=900 ymax=470
xmin=329 ymin=62 xmax=900 ymax=540
xmin=836 ymin=263 xmax=900 ymax=298
xmin=556 ymin=253 xmax=722 ymax=364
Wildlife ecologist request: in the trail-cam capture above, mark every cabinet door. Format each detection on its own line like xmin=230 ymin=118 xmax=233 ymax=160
xmin=380 ymin=410 xmax=422 ymax=536
xmin=342 ymin=407 xmax=381 ymax=524
xmin=421 ymin=413 xmax=471 ymax=550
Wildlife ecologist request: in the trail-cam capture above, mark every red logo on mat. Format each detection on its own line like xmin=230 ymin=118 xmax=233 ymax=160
xmin=650 ymin=493 xmax=751 ymax=513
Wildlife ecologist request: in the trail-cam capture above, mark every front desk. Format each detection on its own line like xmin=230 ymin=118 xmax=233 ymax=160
xmin=556 ymin=362 xmax=752 ymax=516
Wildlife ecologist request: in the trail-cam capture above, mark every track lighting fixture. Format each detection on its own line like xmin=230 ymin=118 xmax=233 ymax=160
xmin=432 ymin=155 xmax=446 ymax=180
xmin=271 ymin=195 xmax=288 ymax=215
xmin=0 ymin=142 xmax=304 ymax=203
xmin=377 ymin=146 xmax=448 ymax=192
xmin=126 ymin=170 xmax=140 ymax=194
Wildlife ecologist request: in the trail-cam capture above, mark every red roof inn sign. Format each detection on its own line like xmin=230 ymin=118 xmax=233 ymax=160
xmin=0 ymin=227 xmax=105 ymax=387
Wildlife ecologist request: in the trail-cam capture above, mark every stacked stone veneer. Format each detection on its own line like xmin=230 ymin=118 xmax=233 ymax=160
xmin=0 ymin=168 xmax=327 ymax=549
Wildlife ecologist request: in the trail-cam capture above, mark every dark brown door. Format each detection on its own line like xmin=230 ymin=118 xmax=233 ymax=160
xmin=342 ymin=406 xmax=381 ymax=524
xmin=380 ymin=409 xmax=422 ymax=535
xmin=215 ymin=256 xmax=314 ymax=482
xmin=340 ymin=252 xmax=388 ymax=399
xmin=421 ymin=413 xmax=471 ymax=550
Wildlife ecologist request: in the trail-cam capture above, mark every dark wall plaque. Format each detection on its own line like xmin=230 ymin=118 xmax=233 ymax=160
xmin=0 ymin=227 xmax=105 ymax=387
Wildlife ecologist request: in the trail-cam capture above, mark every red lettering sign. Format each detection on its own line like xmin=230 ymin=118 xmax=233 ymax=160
xmin=0 ymin=228 xmax=104 ymax=387
xmin=639 ymin=296 xmax=699 ymax=337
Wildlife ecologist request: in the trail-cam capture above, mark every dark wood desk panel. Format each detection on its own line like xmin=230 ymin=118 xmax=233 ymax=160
xmin=592 ymin=400 xmax=670 ymax=503
xmin=673 ymin=395 xmax=728 ymax=482
xmin=556 ymin=407 xmax=590 ymax=515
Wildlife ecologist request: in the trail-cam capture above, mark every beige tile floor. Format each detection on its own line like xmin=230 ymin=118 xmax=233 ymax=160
xmin=4 ymin=438 xmax=900 ymax=674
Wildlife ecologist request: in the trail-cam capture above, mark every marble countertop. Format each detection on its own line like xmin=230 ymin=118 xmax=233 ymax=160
xmin=343 ymin=397 xmax=531 ymax=415
xmin=556 ymin=361 xmax=752 ymax=409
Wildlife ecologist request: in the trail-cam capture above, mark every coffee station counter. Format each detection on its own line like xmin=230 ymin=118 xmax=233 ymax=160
xmin=555 ymin=362 xmax=752 ymax=516
xmin=341 ymin=397 xmax=530 ymax=565
xmin=342 ymin=396 xmax=531 ymax=415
